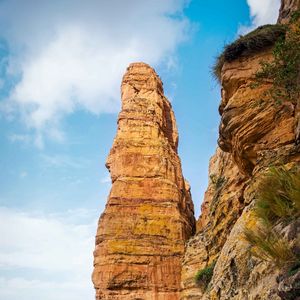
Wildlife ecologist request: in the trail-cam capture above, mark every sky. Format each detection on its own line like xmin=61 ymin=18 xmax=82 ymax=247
xmin=0 ymin=0 xmax=281 ymax=299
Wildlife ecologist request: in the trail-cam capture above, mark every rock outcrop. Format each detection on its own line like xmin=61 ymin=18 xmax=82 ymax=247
xmin=181 ymin=149 xmax=247 ymax=299
xmin=92 ymin=63 xmax=195 ymax=300
xmin=278 ymin=0 xmax=300 ymax=23
xmin=181 ymin=0 xmax=300 ymax=299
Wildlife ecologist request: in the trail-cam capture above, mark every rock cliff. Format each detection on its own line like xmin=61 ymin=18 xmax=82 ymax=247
xmin=181 ymin=0 xmax=300 ymax=299
xmin=92 ymin=63 xmax=195 ymax=300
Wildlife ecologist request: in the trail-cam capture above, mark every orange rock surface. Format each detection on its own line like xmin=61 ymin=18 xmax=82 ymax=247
xmin=181 ymin=1 xmax=300 ymax=299
xmin=181 ymin=148 xmax=247 ymax=300
xmin=92 ymin=62 xmax=195 ymax=300
xmin=218 ymin=50 xmax=296 ymax=176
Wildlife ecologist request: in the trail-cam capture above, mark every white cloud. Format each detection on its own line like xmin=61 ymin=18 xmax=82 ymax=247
xmin=0 ymin=277 xmax=92 ymax=300
xmin=8 ymin=133 xmax=31 ymax=143
xmin=0 ymin=0 xmax=190 ymax=144
xmin=0 ymin=207 xmax=98 ymax=300
xmin=240 ymin=0 xmax=281 ymax=33
xmin=40 ymin=154 xmax=90 ymax=169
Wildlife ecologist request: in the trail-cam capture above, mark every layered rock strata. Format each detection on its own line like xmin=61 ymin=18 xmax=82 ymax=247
xmin=181 ymin=0 xmax=300 ymax=299
xmin=93 ymin=63 xmax=195 ymax=300
xmin=181 ymin=149 xmax=247 ymax=299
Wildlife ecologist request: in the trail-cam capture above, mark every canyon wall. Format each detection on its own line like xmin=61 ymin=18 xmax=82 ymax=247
xmin=92 ymin=63 xmax=195 ymax=300
xmin=93 ymin=1 xmax=299 ymax=299
xmin=181 ymin=1 xmax=300 ymax=299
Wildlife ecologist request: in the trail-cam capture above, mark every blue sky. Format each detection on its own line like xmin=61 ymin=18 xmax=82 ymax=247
xmin=0 ymin=0 xmax=280 ymax=299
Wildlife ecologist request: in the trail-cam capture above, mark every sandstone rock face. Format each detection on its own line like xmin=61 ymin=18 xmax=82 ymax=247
xmin=181 ymin=148 xmax=247 ymax=299
xmin=278 ymin=0 xmax=300 ymax=24
xmin=93 ymin=62 xmax=195 ymax=300
xmin=218 ymin=50 xmax=296 ymax=176
xmin=181 ymin=1 xmax=300 ymax=298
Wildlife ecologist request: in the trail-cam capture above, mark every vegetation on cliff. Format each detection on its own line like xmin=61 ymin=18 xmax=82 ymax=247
xmin=244 ymin=166 xmax=300 ymax=268
xmin=254 ymin=166 xmax=300 ymax=224
xmin=194 ymin=262 xmax=216 ymax=290
xmin=254 ymin=11 xmax=300 ymax=103
xmin=213 ymin=24 xmax=287 ymax=81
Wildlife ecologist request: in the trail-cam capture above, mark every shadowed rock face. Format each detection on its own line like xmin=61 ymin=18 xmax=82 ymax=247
xmin=92 ymin=62 xmax=195 ymax=300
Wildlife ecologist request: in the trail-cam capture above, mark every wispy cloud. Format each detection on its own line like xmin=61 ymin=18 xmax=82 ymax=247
xmin=0 ymin=0 xmax=190 ymax=145
xmin=40 ymin=154 xmax=90 ymax=169
xmin=100 ymin=175 xmax=111 ymax=184
xmin=0 ymin=207 xmax=98 ymax=300
xmin=239 ymin=0 xmax=281 ymax=34
xmin=8 ymin=133 xmax=31 ymax=143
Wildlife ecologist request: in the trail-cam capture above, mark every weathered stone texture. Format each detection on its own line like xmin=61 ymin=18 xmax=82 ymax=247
xmin=218 ymin=50 xmax=296 ymax=176
xmin=278 ymin=0 xmax=300 ymax=24
xmin=181 ymin=1 xmax=300 ymax=298
xmin=93 ymin=62 xmax=195 ymax=300
xmin=181 ymin=148 xmax=247 ymax=299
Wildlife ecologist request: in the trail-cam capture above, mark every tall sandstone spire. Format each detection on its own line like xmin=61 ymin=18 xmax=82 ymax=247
xmin=92 ymin=62 xmax=195 ymax=300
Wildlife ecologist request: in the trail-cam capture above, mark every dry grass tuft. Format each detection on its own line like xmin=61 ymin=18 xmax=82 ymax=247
xmin=244 ymin=166 xmax=300 ymax=267
xmin=213 ymin=24 xmax=286 ymax=82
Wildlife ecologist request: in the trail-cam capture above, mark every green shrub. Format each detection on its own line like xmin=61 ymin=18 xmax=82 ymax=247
xmin=244 ymin=166 xmax=300 ymax=267
xmin=213 ymin=24 xmax=286 ymax=81
xmin=255 ymin=12 xmax=300 ymax=103
xmin=254 ymin=166 xmax=300 ymax=226
xmin=209 ymin=175 xmax=226 ymax=214
xmin=195 ymin=262 xmax=216 ymax=290
xmin=210 ymin=174 xmax=226 ymax=190
xmin=291 ymin=10 xmax=300 ymax=23
xmin=244 ymin=226 xmax=297 ymax=267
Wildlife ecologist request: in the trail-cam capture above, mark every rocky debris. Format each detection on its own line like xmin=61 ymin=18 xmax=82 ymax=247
xmin=92 ymin=62 xmax=195 ymax=300
xmin=277 ymin=220 xmax=300 ymax=299
xmin=277 ymin=269 xmax=300 ymax=299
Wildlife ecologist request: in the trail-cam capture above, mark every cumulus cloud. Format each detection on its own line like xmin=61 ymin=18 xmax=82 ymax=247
xmin=240 ymin=0 xmax=281 ymax=33
xmin=0 ymin=207 xmax=98 ymax=300
xmin=0 ymin=0 xmax=190 ymax=144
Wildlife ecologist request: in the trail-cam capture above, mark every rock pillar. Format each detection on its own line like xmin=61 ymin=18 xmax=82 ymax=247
xmin=92 ymin=62 xmax=195 ymax=300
